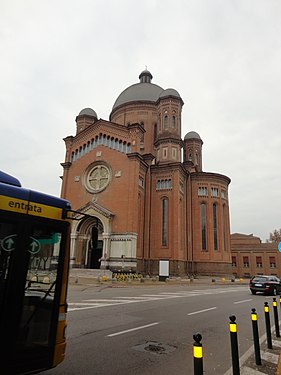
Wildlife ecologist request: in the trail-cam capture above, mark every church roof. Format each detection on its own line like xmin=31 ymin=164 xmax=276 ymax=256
xmin=184 ymin=131 xmax=202 ymax=140
xmin=78 ymin=108 xmax=98 ymax=118
xmin=111 ymin=70 xmax=181 ymax=111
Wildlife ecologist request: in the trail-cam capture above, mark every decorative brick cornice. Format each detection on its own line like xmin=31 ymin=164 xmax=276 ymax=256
xmin=60 ymin=162 xmax=72 ymax=170
xmin=191 ymin=172 xmax=231 ymax=185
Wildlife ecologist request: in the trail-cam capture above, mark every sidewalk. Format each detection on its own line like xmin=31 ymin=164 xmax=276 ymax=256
xmin=68 ymin=268 xmax=248 ymax=287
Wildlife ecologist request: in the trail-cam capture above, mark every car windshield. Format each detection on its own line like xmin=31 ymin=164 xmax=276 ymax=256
xmin=252 ymin=277 xmax=268 ymax=282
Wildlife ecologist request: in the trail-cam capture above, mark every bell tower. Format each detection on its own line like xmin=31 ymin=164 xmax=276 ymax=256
xmin=183 ymin=131 xmax=203 ymax=172
xmin=155 ymin=89 xmax=184 ymax=163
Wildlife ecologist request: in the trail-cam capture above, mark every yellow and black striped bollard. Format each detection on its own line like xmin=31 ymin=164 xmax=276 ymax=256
xmin=193 ymin=333 xmax=203 ymax=375
xmin=229 ymin=315 xmax=240 ymax=375
xmin=251 ymin=308 xmax=261 ymax=365
xmin=273 ymin=298 xmax=280 ymax=337
xmin=264 ymin=302 xmax=273 ymax=349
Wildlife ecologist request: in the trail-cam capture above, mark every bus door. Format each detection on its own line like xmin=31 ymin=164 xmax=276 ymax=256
xmin=0 ymin=216 xmax=69 ymax=374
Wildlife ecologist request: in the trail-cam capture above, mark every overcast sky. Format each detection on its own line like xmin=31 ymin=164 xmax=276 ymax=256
xmin=1 ymin=0 xmax=280 ymax=242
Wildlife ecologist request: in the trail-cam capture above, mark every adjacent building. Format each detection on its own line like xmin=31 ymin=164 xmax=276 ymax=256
xmin=60 ymin=70 xmax=232 ymax=276
xmin=231 ymin=233 xmax=280 ymax=278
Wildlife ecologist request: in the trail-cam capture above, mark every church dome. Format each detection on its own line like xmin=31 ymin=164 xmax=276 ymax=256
xmin=78 ymin=108 xmax=98 ymax=118
xmin=159 ymin=88 xmax=181 ymax=99
xmin=112 ymin=70 xmax=164 ymax=111
xmin=184 ymin=131 xmax=202 ymax=140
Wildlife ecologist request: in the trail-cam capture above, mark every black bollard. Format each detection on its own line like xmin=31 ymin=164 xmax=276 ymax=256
xmin=229 ymin=315 xmax=240 ymax=375
xmin=264 ymin=302 xmax=273 ymax=349
xmin=193 ymin=333 xmax=203 ymax=375
xmin=273 ymin=298 xmax=280 ymax=337
xmin=251 ymin=308 xmax=262 ymax=365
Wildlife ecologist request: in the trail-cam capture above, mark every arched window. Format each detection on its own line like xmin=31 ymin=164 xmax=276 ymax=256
xmin=164 ymin=111 xmax=168 ymax=130
xmin=107 ymin=136 xmax=110 ymax=147
xmin=154 ymin=123 xmax=157 ymax=142
xmin=172 ymin=115 xmax=176 ymax=129
xmin=200 ymin=203 xmax=207 ymax=250
xmin=162 ymin=198 xmax=168 ymax=246
xmin=196 ymin=153 xmax=199 ymax=165
xmin=126 ymin=143 xmax=131 ymax=153
xmin=213 ymin=204 xmax=218 ymax=250
xmin=222 ymin=204 xmax=227 ymax=251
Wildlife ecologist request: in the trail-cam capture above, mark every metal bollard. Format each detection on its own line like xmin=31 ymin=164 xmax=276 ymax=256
xmin=229 ymin=315 xmax=240 ymax=375
xmin=264 ymin=302 xmax=273 ymax=349
xmin=251 ymin=308 xmax=261 ymax=365
xmin=273 ymin=298 xmax=280 ymax=337
xmin=193 ymin=333 xmax=203 ymax=375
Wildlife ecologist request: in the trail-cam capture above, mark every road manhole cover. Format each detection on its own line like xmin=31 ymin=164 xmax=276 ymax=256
xmin=132 ymin=341 xmax=177 ymax=355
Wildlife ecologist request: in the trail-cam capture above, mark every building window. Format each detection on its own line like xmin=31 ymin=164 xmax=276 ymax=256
xmin=156 ymin=179 xmax=172 ymax=190
xmin=213 ymin=204 xmax=218 ymax=250
xmin=222 ymin=204 xmax=227 ymax=251
xmin=180 ymin=180 xmax=184 ymax=193
xmin=172 ymin=115 xmax=176 ymax=129
xmin=243 ymin=256 xmax=249 ymax=268
xmin=256 ymin=256 xmax=263 ymax=268
xmin=232 ymin=256 xmax=237 ymax=267
xmin=211 ymin=187 xmax=219 ymax=197
xmin=139 ymin=176 xmax=144 ymax=188
xmin=200 ymin=203 xmax=207 ymax=250
xmin=163 ymin=148 xmax=168 ymax=159
xmin=221 ymin=190 xmax=227 ymax=199
xmin=269 ymin=256 xmax=276 ymax=268
xmin=172 ymin=148 xmax=177 ymax=159
xmin=198 ymin=187 xmax=208 ymax=196
xmin=164 ymin=112 xmax=168 ymax=130
xmin=162 ymin=198 xmax=168 ymax=246
xmin=154 ymin=124 xmax=157 ymax=142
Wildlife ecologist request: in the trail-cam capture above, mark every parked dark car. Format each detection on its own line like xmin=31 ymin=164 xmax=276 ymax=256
xmin=249 ymin=275 xmax=281 ymax=295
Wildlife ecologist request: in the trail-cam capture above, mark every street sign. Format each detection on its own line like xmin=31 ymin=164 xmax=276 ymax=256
xmin=1 ymin=234 xmax=17 ymax=252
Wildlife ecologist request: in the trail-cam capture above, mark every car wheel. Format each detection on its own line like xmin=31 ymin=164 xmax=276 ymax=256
xmin=251 ymin=290 xmax=256 ymax=295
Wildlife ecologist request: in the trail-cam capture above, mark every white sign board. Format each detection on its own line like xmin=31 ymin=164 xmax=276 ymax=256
xmin=159 ymin=260 xmax=169 ymax=277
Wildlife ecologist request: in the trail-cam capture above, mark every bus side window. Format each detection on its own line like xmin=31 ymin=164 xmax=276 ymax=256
xmin=0 ymin=222 xmax=17 ymax=306
xmin=18 ymin=227 xmax=63 ymax=349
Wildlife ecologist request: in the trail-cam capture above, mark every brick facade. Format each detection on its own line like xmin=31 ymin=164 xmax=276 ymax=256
xmin=61 ymin=70 xmax=232 ymax=276
xmin=231 ymin=233 xmax=280 ymax=278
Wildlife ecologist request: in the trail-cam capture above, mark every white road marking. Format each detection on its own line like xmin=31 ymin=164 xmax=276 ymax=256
xmin=68 ymin=287 xmax=248 ymax=312
xmin=187 ymin=307 xmax=217 ymax=315
xmin=107 ymin=322 xmax=160 ymax=337
xmin=233 ymin=299 xmax=252 ymax=304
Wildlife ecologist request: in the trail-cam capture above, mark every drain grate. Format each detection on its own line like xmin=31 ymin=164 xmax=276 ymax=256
xmin=133 ymin=341 xmax=177 ymax=355
xmin=145 ymin=344 xmax=166 ymax=353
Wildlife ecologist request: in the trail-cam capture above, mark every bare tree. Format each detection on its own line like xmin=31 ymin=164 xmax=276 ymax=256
xmin=267 ymin=228 xmax=281 ymax=243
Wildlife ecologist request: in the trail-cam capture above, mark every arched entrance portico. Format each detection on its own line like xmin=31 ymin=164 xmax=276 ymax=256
xmin=69 ymin=202 xmax=113 ymax=269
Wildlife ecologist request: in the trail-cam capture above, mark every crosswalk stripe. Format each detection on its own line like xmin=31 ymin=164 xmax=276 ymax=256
xmin=68 ymin=287 xmax=248 ymax=312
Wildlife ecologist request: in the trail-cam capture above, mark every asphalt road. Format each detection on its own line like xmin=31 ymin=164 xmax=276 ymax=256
xmin=43 ymin=283 xmax=278 ymax=375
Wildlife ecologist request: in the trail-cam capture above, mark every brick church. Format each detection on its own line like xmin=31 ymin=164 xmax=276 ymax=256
xmin=60 ymin=70 xmax=232 ymax=276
